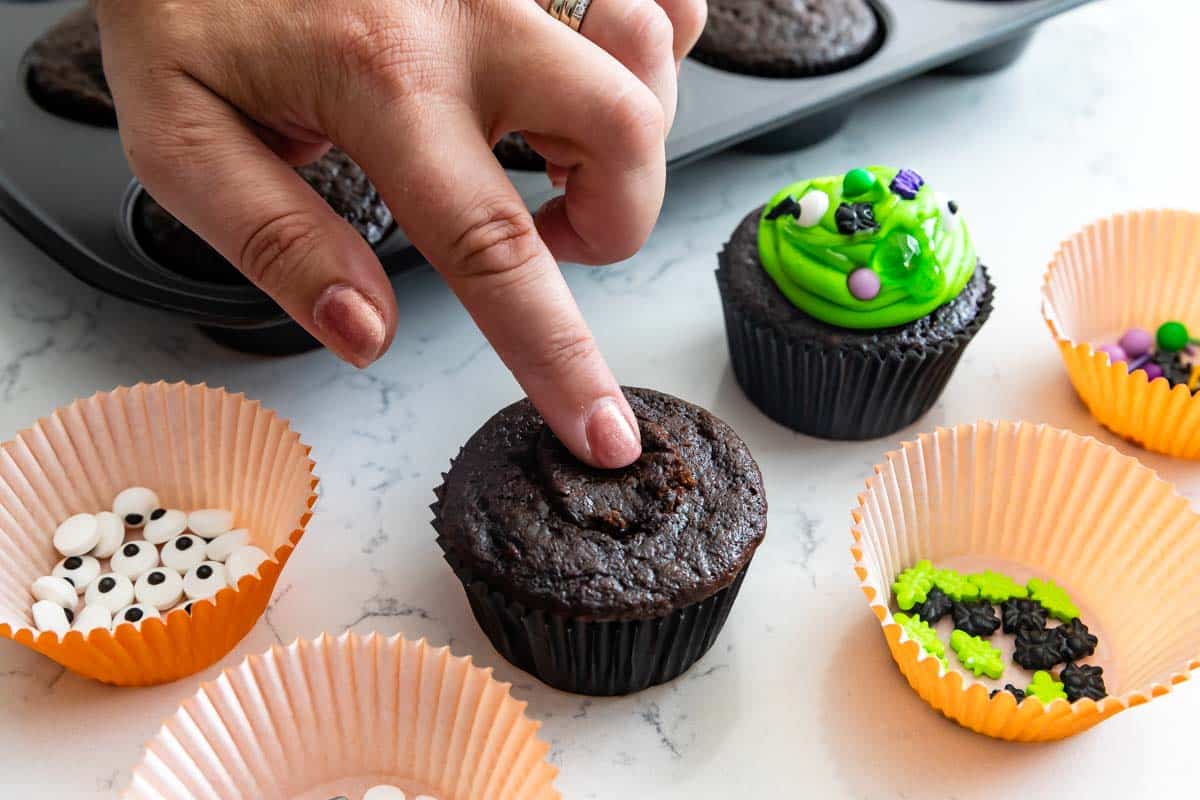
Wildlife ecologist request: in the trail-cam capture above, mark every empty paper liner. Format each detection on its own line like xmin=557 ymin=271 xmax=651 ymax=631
xmin=121 ymin=632 xmax=560 ymax=800
xmin=1043 ymin=209 xmax=1200 ymax=458
xmin=0 ymin=382 xmax=317 ymax=686
xmin=851 ymin=420 xmax=1200 ymax=741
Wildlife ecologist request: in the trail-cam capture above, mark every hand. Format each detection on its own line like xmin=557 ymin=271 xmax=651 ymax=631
xmin=92 ymin=0 xmax=705 ymax=468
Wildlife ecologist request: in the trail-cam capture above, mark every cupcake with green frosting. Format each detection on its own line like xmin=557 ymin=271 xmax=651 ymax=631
xmin=715 ymin=166 xmax=994 ymax=439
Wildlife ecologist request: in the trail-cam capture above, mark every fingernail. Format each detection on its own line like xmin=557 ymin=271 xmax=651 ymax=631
xmin=585 ymin=398 xmax=642 ymax=469
xmin=312 ymin=284 xmax=386 ymax=367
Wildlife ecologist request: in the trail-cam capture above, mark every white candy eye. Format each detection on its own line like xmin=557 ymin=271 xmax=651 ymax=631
xmin=144 ymin=509 xmax=187 ymax=545
xmin=53 ymin=513 xmax=100 ymax=557
xmin=795 ymin=190 xmax=830 ymax=228
xmin=939 ymin=194 xmax=960 ymax=233
xmin=364 ymin=787 xmax=408 ymax=800
xmin=206 ymin=529 xmax=250 ymax=563
xmin=31 ymin=575 xmax=78 ymax=609
xmin=32 ymin=600 xmax=71 ymax=635
xmin=114 ymin=603 xmax=160 ymax=630
xmin=188 ymin=509 xmax=234 ymax=539
xmin=184 ymin=561 xmax=229 ymax=600
xmin=134 ymin=569 xmax=185 ymax=611
xmin=110 ymin=540 xmax=160 ymax=580
xmin=84 ymin=573 xmax=135 ymax=613
xmin=162 ymin=534 xmax=207 ymax=573
xmin=226 ymin=546 xmax=269 ymax=585
xmin=52 ymin=555 xmax=100 ymax=594
xmin=73 ymin=604 xmax=112 ymax=633
xmin=113 ymin=487 xmax=160 ymax=528
xmin=90 ymin=512 xmax=125 ymax=560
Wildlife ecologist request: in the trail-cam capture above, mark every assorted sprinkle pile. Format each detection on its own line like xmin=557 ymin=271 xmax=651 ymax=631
xmin=890 ymin=560 xmax=1107 ymax=703
xmin=328 ymin=788 xmax=439 ymax=800
xmin=1095 ymin=322 xmax=1200 ymax=391
xmin=29 ymin=487 xmax=269 ymax=636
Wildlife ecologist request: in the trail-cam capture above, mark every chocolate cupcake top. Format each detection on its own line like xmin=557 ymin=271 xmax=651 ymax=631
xmin=493 ymin=133 xmax=546 ymax=171
xmin=694 ymin=0 xmax=880 ymax=77
xmin=25 ymin=5 xmax=115 ymax=127
xmin=435 ymin=388 xmax=766 ymax=620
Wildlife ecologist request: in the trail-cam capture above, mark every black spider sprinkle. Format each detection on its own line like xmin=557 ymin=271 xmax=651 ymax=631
xmin=989 ymin=684 xmax=1025 ymax=703
xmin=1001 ymin=598 xmax=1048 ymax=635
xmin=916 ymin=587 xmax=953 ymax=625
xmin=1061 ymin=662 xmax=1107 ymax=701
xmin=1013 ymin=627 xmax=1065 ymax=671
xmin=835 ymin=202 xmax=879 ymax=235
xmin=951 ymin=601 xmax=1000 ymax=637
xmin=1054 ymin=618 xmax=1098 ymax=661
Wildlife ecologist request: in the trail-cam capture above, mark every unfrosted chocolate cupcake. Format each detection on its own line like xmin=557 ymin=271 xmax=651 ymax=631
xmin=693 ymin=0 xmax=882 ymax=78
xmin=433 ymin=387 xmax=766 ymax=695
xmin=25 ymin=5 xmax=116 ymax=127
xmin=716 ymin=166 xmax=994 ymax=439
xmin=132 ymin=150 xmax=394 ymax=284
xmin=493 ymin=133 xmax=546 ymax=171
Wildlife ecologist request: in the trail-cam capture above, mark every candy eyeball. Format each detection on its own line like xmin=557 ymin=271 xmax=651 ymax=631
xmin=795 ymin=190 xmax=830 ymax=228
xmin=85 ymin=572 xmax=135 ymax=612
xmin=144 ymin=509 xmax=187 ymax=545
xmin=206 ymin=529 xmax=250 ymax=563
xmin=73 ymin=604 xmax=112 ymax=634
xmin=31 ymin=575 xmax=78 ymax=610
xmin=938 ymin=194 xmax=960 ymax=233
xmin=188 ymin=509 xmax=234 ymax=539
xmin=114 ymin=603 xmax=160 ymax=630
xmin=110 ymin=540 xmax=160 ymax=580
xmin=90 ymin=511 xmax=125 ymax=560
xmin=162 ymin=533 xmax=207 ymax=573
xmin=112 ymin=487 xmax=160 ymax=529
xmin=226 ymin=545 xmax=270 ymax=585
xmin=134 ymin=568 xmax=185 ymax=611
xmin=169 ymin=599 xmax=196 ymax=617
xmin=53 ymin=555 xmax=100 ymax=594
xmin=32 ymin=600 xmax=71 ymax=635
xmin=363 ymin=787 xmax=409 ymax=800
xmin=184 ymin=561 xmax=229 ymax=600
xmin=53 ymin=513 xmax=100 ymax=557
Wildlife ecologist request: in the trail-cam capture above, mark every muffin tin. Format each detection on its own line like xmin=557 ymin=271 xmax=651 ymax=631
xmin=0 ymin=0 xmax=1092 ymax=355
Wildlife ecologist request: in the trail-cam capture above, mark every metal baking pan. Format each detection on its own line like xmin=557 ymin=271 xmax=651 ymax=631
xmin=0 ymin=0 xmax=1092 ymax=355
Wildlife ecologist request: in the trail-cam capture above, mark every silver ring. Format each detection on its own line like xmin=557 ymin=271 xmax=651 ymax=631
xmin=545 ymin=0 xmax=592 ymax=31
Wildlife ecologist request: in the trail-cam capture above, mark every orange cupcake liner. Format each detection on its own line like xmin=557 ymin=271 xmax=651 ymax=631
xmin=851 ymin=420 xmax=1200 ymax=741
xmin=0 ymin=382 xmax=317 ymax=686
xmin=1043 ymin=209 xmax=1200 ymax=458
xmin=121 ymin=632 xmax=561 ymax=800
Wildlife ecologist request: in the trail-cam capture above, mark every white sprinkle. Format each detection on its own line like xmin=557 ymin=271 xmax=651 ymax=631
xmin=53 ymin=513 xmax=100 ymax=557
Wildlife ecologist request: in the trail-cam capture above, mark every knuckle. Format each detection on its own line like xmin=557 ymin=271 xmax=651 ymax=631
xmin=675 ymin=0 xmax=707 ymax=50
xmin=605 ymin=85 xmax=665 ymax=157
xmin=627 ymin=2 xmax=675 ymax=67
xmin=332 ymin=9 xmax=440 ymax=102
xmin=448 ymin=198 xmax=543 ymax=281
xmin=526 ymin=327 xmax=599 ymax=377
xmin=238 ymin=211 xmax=322 ymax=293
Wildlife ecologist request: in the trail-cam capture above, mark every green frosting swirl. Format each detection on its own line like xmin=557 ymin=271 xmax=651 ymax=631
xmin=757 ymin=166 xmax=976 ymax=329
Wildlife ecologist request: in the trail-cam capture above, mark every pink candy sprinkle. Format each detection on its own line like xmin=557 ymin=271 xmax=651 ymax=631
xmin=1097 ymin=343 xmax=1127 ymax=364
xmin=1119 ymin=328 xmax=1154 ymax=358
xmin=847 ymin=268 xmax=881 ymax=301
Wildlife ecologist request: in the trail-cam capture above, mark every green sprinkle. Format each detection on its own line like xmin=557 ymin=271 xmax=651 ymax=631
xmin=1026 ymin=671 xmax=1068 ymax=703
xmin=843 ymin=168 xmax=878 ymax=198
xmin=895 ymin=613 xmax=947 ymax=664
xmin=1027 ymin=578 xmax=1080 ymax=623
xmin=1157 ymin=321 xmax=1190 ymax=353
xmin=969 ymin=570 xmax=1028 ymax=603
xmin=933 ymin=568 xmax=981 ymax=602
xmin=949 ymin=630 xmax=1004 ymax=679
xmin=892 ymin=560 xmax=937 ymax=610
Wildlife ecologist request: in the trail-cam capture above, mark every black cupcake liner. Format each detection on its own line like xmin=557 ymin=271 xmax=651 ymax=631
xmin=715 ymin=261 xmax=994 ymax=440
xmin=439 ymin=546 xmax=750 ymax=696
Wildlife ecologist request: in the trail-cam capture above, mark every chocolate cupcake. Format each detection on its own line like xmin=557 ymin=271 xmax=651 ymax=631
xmin=493 ymin=133 xmax=546 ymax=171
xmin=132 ymin=150 xmax=395 ymax=284
xmin=433 ymin=387 xmax=766 ymax=696
xmin=25 ymin=5 xmax=116 ymax=127
xmin=692 ymin=0 xmax=883 ymax=78
xmin=716 ymin=166 xmax=994 ymax=439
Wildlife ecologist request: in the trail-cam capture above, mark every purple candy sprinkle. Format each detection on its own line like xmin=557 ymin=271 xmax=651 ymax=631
xmin=1141 ymin=363 xmax=1165 ymax=381
xmin=1097 ymin=343 xmax=1127 ymax=364
xmin=1118 ymin=328 xmax=1153 ymax=358
xmin=889 ymin=169 xmax=924 ymax=199
xmin=847 ymin=267 xmax=881 ymax=301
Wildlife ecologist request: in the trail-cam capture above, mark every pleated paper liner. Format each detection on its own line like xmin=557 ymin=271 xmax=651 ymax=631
xmin=716 ymin=255 xmax=995 ymax=440
xmin=121 ymin=632 xmax=560 ymax=800
xmin=1043 ymin=209 xmax=1200 ymax=458
xmin=0 ymin=382 xmax=317 ymax=686
xmin=851 ymin=420 xmax=1200 ymax=741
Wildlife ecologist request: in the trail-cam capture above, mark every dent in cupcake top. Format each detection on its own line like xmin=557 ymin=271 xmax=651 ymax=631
xmin=757 ymin=166 xmax=977 ymax=329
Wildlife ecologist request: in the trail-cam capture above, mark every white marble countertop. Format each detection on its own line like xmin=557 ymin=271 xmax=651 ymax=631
xmin=1 ymin=1 xmax=1198 ymax=796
